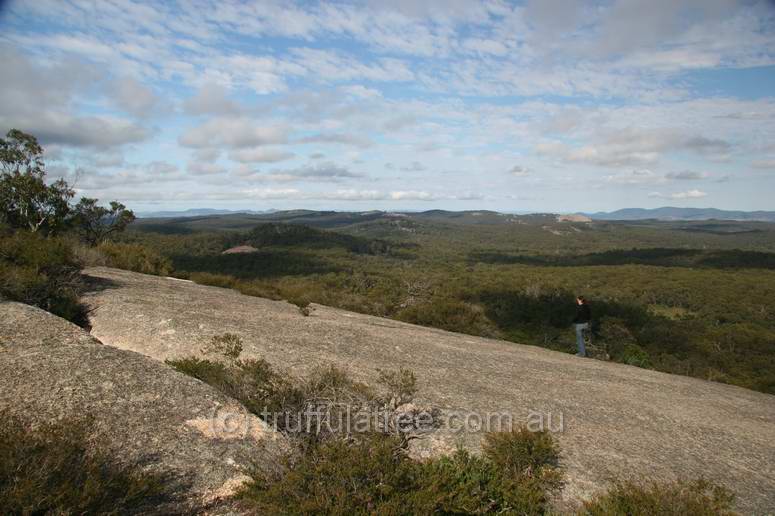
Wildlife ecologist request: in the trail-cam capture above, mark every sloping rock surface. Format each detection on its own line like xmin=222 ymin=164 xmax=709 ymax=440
xmin=0 ymin=299 xmax=287 ymax=514
xmin=83 ymin=267 xmax=775 ymax=514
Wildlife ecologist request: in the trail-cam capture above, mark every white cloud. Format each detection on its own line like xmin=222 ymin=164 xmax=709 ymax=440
xmin=194 ymin=148 xmax=220 ymax=163
xmin=89 ymin=151 xmax=125 ymax=168
xmin=462 ymin=38 xmax=510 ymax=56
xmin=23 ymin=114 xmax=149 ymax=149
xmin=537 ymin=127 xmax=733 ymax=167
xmin=263 ymin=162 xmax=362 ymax=182
xmin=112 ymin=77 xmax=161 ymax=117
xmin=229 ymin=147 xmax=296 ymax=164
xmin=3 ymin=1 xmax=775 ymax=209
xmin=211 ymin=188 xmax=469 ymax=202
xmin=665 ymin=170 xmax=709 ymax=180
xmin=290 ymin=47 xmax=415 ymax=83
xmin=751 ymin=159 xmax=775 ymax=170
xmin=183 ymin=83 xmax=240 ymax=115
xmin=319 ymin=189 xmax=385 ymax=201
xmin=508 ymin=165 xmax=531 ymax=177
xmin=649 ymin=189 xmax=708 ymax=200
xmin=146 ymin=161 xmax=178 ymax=175
xmin=604 ymin=169 xmax=663 ymax=185
xmin=0 ymin=45 xmax=149 ymax=149
xmin=400 ymin=161 xmax=427 ymax=172
xmin=187 ymin=161 xmax=226 ymax=176
xmin=179 ymin=117 xmax=288 ymax=148
xmin=242 ymin=188 xmax=304 ymax=200
xmin=297 ymin=132 xmax=372 ymax=148
xmin=390 ymin=190 xmax=435 ymax=200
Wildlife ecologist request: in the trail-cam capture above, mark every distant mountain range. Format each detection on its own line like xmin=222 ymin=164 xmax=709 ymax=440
xmin=587 ymin=207 xmax=775 ymax=222
xmin=137 ymin=207 xmax=775 ymax=223
xmin=138 ymin=208 xmax=275 ymax=218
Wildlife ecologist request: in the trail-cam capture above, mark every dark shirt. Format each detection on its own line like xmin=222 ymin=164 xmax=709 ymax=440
xmin=573 ymin=303 xmax=591 ymax=324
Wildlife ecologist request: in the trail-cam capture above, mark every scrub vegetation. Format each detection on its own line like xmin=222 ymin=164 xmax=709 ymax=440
xmin=166 ymin=335 xmax=735 ymax=515
xmin=124 ymin=210 xmax=775 ymax=394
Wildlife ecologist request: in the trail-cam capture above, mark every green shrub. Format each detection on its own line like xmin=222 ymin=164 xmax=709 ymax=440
xmin=398 ymin=298 xmax=495 ymax=336
xmin=0 ymin=413 xmax=172 ymax=515
xmin=241 ymin=428 xmax=564 ymax=515
xmin=581 ymin=479 xmax=736 ymax=516
xmin=597 ymin=317 xmax=653 ymax=367
xmin=234 ymin=279 xmax=283 ymax=300
xmin=619 ymin=344 xmax=652 ymax=368
xmin=165 ymin=356 xmax=231 ymax=390
xmin=412 ymin=429 xmax=562 ymax=515
xmin=201 ymin=332 xmax=243 ymax=361
xmin=482 ymin=427 xmax=561 ymax=483
xmin=169 ymin=352 xmax=429 ymax=446
xmin=241 ymin=434 xmax=415 ymax=514
xmin=476 ymin=289 xmax=577 ymax=331
xmin=0 ymin=231 xmax=88 ymax=325
xmin=97 ymin=242 xmax=173 ymax=276
xmin=287 ymin=296 xmax=312 ymax=316
xmin=168 ymin=341 xmax=735 ymax=515
xmin=168 ymin=337 xmax=437 ymax=448
xmin=189 ymin=272 xmax=236 ymax=289
xmin=71 ymin=241 xmax=109 ymax=267
xmin=597 ymin=316 xmax=638 ymax=348
xmin=378 ymin=367 xmax=417 ymax=408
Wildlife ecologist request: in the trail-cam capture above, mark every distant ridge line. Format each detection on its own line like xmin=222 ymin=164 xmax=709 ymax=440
xmin=137 ymin=207 xmax=775 ymax=222
xmin=586 ymin=207 xmax=775 ymax=222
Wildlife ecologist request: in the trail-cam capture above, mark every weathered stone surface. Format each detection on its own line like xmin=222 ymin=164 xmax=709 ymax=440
xmin=0 ymin=299 xmax=287 ymax=514
xmin=86 ymin=268 xmax=775 ymax=513
xmin=222 ymin=245 xmax=259 ymax=254
xmin=83 ymin=267 xmax=775 ymax=514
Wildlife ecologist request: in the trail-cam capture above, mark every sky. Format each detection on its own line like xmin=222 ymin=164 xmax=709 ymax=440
xmin=1 ymin=0 xmax=774 ymax=214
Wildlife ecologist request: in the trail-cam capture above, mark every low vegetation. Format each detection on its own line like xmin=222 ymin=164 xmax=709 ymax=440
xmin=90 ymin=242 xmax=173 ymax=276
xmin=242 ymin=429 xmax=563 ymax=515
xmin=0 ymin=228 xmax=88 ymax=325
xmin=166 ymin=334 xmax=735 ymax=515
xmin=581 ymin=479 xmax=736 ymax=516
xmin=470 ymin=248 xmax=775 ymax=270
xmin=169 ymin=335 xmax=566 ymax=514
xmin=167 ymin=334 xmax=429 ymax=447
xmin=127 ymin=215 xmax=775 ymax=394
xmin=0 ymin=413 xmax=173 ymax=515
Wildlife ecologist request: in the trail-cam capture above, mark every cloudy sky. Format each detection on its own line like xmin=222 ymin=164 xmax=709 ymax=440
xmin=1 ymin=0 xmax=774 ymax=213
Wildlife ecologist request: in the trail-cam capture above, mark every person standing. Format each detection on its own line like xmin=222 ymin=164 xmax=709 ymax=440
xmin=573 ymin=296 xmax=591 ymax=357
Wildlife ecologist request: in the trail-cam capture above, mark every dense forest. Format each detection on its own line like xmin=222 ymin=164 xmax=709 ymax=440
xmin=120 ymin=211 xmax=775 ymax=394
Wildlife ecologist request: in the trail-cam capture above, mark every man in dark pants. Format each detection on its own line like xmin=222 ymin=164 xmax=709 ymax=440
xmin=573 ymin=296 xmax=591 ymax=357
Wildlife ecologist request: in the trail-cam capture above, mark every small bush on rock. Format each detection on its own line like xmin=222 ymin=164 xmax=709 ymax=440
xmin=167 ymin=337 xmax=732 ymax=515
xmin=201 ymin=332 xmax=244 ymax=362
xmin=242 ymin=434 xmax=414 ymax=514
xmin=240 ymin=428 xmax=563 ymax=515
xmin=287 ymin=296 xmax=312 ymax=316
xmin=581 ymin=479 xmax=736 ymax=516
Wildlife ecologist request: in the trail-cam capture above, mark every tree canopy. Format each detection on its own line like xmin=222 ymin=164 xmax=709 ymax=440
xmin=0 ymin=129 xmax=74 ymax=234
xmin=73 ymin=198 xmax=136 ymax=246
xmin=0 ymin=129 xmax=135 ymax=243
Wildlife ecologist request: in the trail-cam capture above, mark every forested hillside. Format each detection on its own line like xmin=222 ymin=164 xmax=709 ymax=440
xmin=124 ymin=212 xmax=775 ymax=394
